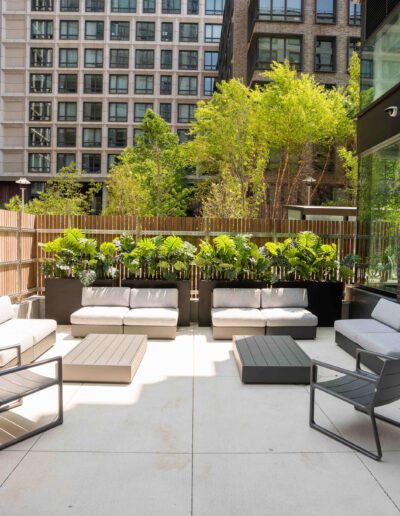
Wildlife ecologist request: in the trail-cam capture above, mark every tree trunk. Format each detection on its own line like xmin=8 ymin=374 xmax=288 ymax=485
xmin=310 ymin=146 xmax=332 ymax=204
xmin=272 ymin=150 xmax=289 ymax=219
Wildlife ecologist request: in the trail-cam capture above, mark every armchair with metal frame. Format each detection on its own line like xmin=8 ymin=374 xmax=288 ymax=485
xmin=0 ymin=345 xmax=63 ymax=451
xmin=310 ymin=349 xmax=400 ymax=461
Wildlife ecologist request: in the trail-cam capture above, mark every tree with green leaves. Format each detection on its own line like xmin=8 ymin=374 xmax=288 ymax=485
xmin=105 ymin=110 xmax=192 ymax=216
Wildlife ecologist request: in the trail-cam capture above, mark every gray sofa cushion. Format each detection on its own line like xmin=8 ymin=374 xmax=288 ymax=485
xmin=261 ymin=288 xmax=308 ymax=308
xmin=356 ymin=332 xmax=400 ymax=358
xmin=71 ymin=306 xmax=130 ymax=325
xmin=261 ymin=308 xmax=318 ymax=327
xmin=130 ymin=288 xmax=178 ymax=309
xmin=334 ymin=319 xmax=396 ymax=343
xmin=212 ymin=308 xmax=265 ymax=327
xmin=371 ymin=299 xmax=400 ymax=331
xmin=124 ymin=308 xmax=178 ymax=327
xmin=1 ymin=318 xmax=56 ymax=345
xmin=0 ymin=296 xmax=14 ymax=325
xmin=213 ymin=289 xmax=261 ymax=309
xmin=82 ymin=287 xmax=131 ymax=307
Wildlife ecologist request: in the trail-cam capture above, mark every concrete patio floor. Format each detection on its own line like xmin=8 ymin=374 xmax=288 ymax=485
xmin=1 ymin=326 xmax=400 ymax=516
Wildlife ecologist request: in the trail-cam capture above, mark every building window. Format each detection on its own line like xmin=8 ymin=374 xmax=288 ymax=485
xmin=111 ymin=0 xmax=136 ymax=12
xmin=315 ymin=37 xmax=336 ymax=72
xmin=134 ymin=103 xmax=153 ymax=122
xmin=109 ymin=102 xmax=128 ymax=122
xmin=177 ymin=104 xmax=195 ymax=123
xmin=179 ymin=51 xmax=198 ymax=70
xmin=86 ymin=0 xmax=105 ymax=12
xmin=136 ymin=22 xmax=155 ymax=41
xmin=177 ymin=129 xmax=190 ymax=143
xmin=134 ymin=128 xmax=143 ymax=143
xmin=59 ymin=48 xmax=78 ymax=67
xmin=58 ymin=74 xmax=77 ymax=93
xmin=83 ymin=128 xmax=102 ymax=147
xmin=257 ymin=0 xmax=302 ymax=21
xmin=160 ymin=75 xmax=172 ymax=94
xmin=178 ymin=76 xmax=197 ymax=95
xmin=83 ymin=102 xmax=102 ymax=121
xmin=143 ymin=0 xmax=156 ymax=12
xmin=108 ymin=128 xmax=127 ymax=147
xmin=204 ymin=24 xmax=221 ymax=43
xmin=29 ymin=127 xmax=51 ymax=147
xmin=161 ymin=49 xmax=173 ymax=69
xmin=85 ymin=21 xmax=104 ymax=40
xmin=348 ymin=37 xmax=360 ymax=65
xmin=60 ymin=0 xmax=79 ymax=10
xmin=31 ymin=0 xmax=53 ymax=11
xmin=179 ymin=23 xmax=198 ymax=42
xmin=31 ymin=20 xmax=53 ymax=39
xmin=348 ymin=0 xmax=361 ymax=26
xmin=110 ymin=21 xmax=130 ymax=40
xmin=57 ymin=127 xmax=76 ymax=146
xmin=58 ymin=102 xmax=77 ymax=121
xmin=84 ymin=74 xmax=103 ymax=93
xmin=135 ymin=75 xmax=154 ymax=94
xmin=57 ymin=153 xmax=75 ymax=170
xmin=162 ymin=0 xmax=181 ymax=13
xmin=204 ymin=76 xmax=215 ymax=96
xmin=110 ymin=49 xmax=129 ymax=68
xmin=187 ymin=0 xmax=198 ymax=13
xmin=108 ymin=154 xmax=120 ymax=169
xmin=316 ymin=0 xmax=335 ymax=24
xmin=135 ymin=49 xmax=155 ymax=69
xmin=160 ymin=103 xmax=172 ymax=122
xmin=30 ymin=73 xmax=52 ymax=93
xmin=205 ymin=0 xmax=224 ymax=15
xmin=60 ymin=20 xmax=79 ymax=40
xmin=28 ymin=153 xmax=51 ymax=173
xmin=204 ymin=51 xmax=219 ymax=70
xmin=109 ymin=75 xmax=128 ymax=94
xmin=29 ymin=102 xmax=51 ymax=121
xmin=31 ymin=48 xmax=53 ymax=67
xmin=85 ymin=49 xmax=103 ymax=68
xmin=255 ymin=36 xmax=302 ymax=69
xmin=82 ymin=154 xmax=101 ymax=174
xmin=161 ymin=22 xmax=173 ymax=42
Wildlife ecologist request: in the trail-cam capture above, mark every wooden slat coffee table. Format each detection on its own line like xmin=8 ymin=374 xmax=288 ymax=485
xmin=63 ymin=334 xmax=147 ymax=384
xmin=233 ymin=335 xmax=311 ymax=384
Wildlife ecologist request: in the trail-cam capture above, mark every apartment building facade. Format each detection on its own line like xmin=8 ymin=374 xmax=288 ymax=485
xmin=0 ymin=0 xmax=223 ymax=205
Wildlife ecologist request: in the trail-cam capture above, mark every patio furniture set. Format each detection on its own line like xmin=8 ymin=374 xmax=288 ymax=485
xmin=0 ymin=286 xmax=400 ymax=460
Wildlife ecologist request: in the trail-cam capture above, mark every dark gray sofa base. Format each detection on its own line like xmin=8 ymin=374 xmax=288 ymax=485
xmin=213 ymin=326 xmax=265 ymax=340
xmin=266 ymin=326 xmax=317 ymax=339
xmin=1 ymin=331 xmax=56 ymax=370
xmin=71 ymin=325 xmax=124 ymax=338
xmin=71 ymin=324 xmax=176 ymax=339
xmin=335 ymin=331 xmax=384 ymax=374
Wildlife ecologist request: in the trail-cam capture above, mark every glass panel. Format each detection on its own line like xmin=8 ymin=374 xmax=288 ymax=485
xmin=136 ymin=22 xmax=155 ymax=41
xmin=134 ymin=103 xmax=153 ymax=122
xmin=316 ymin=0 xmax=335 ymax=23
xmin=162 ymin=0 xmax=181 ymax=13
xmin=111 ymin=0 xmax=136 ymax=12
xmin=109 ymin=75 xmax=128 ymax=93
xmin=179 ymin=23 xmax=198 ymax=42
xmin=30 ymin=74 xmax=52 ymax=93
xmin=187 ymin=0 xmax=198 ymax=13
xmin=315 ymin=38 xmax=335 ymax=72
xmin=84 ymin=49 xmax=103 ymax=67
xmin=28 ymin=153 xmax=51 ymax=173
xmin=161 ymin=50 xmax=173 ymax=69
xmin=143 ymin=0 xmax=156 ymax=12
xmin=135 ymin=50 xmax=155 ymax=69
xmin=204 ymin=51 xmax=219 ymax=70
xmin=85 ymin=21 xmax=104 ymax=40
xmin=60 ymin=0 xmax=79 ymax=10
xmin=161 ymin=22 xmax=173 ymax=42
xmin=110 ymin=21 xmax=130 ymax=40
xmin=82 ymin=154 xmax=101 ymax=174
xmin=109 ymin=102 xmax=128 ymax=121
xmin=57 ymin=153 xmax=75 ymax=170
xmin=58 ymin=102 xmax=77 ymax=121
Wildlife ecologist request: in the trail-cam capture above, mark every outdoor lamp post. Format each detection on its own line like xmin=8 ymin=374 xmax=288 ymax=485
xmin=303 ymin=175 xmax=316 ymax=206
xmin=15 ymin=178 xmax=31 ymax=212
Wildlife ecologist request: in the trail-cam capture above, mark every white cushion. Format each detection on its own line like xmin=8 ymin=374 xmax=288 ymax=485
xmin=261 ymin=288 xmax=308 ymax=308
xmin=334 ymin=319 xmax=396 ymax=343
xmin=261 ymin=308 xmax=318 ymax=327
xmin=1 ymin=318 xmax=56 ymax=344
xmin=124 ymin=308 xmax=178 ymax=327
xmin=71 ymin=306 xmax=129 ymax=325
xmin=0 ymin=296 xmax=15 ymax=324
xmin=82 ymin=287 xmax=131 ymax=307
xmin=130 ymin=288 xmax=178 ymax=309
xmin=371 ymin=299 xmax=400 ymax=331
xmin=212 ymin=289 xmax=261 ymax=309
xmin=357 ymin=332 xmax=400 ymax=358
xmin=212 ymin=308 xmax=265 ymax=327
xmin=0 ymin=331 xmax=34 ymax=367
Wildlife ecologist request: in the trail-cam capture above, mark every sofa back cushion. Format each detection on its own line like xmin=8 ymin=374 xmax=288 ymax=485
xmin=130 ymin=288 xmax=178 ymax=309
xmin=213 ymin=288 xmax=261 ymax=309
xmin=0 ymin=296 xmax=14 ymax=324
xmin=261 ymin=288 xmax=308 ymax=308
xmin=372 ymin=299 xmax=400 ymax=331
xmin=82 ymin=287 xmax=131 ymax=307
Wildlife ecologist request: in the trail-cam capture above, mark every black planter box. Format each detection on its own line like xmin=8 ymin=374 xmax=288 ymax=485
xmin=122 ymin=279 xmax=191 ymax=326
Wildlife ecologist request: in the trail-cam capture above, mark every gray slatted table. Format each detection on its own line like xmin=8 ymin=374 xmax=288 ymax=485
xmin=63 ymin=334 xmax=147 ymax=384
xmin=233 ymin=335 xmax=311 ymax=384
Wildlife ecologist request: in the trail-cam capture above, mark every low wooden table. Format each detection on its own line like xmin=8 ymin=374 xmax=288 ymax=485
xmin=233 ymin=335 xmax=311 ymax=384
xmin=63 ymin=334 xmax=147 ymax=384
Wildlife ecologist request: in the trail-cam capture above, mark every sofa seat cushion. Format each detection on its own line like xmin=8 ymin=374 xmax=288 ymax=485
xmin=261 ymin=288 xmax=308 ymax=308
xmin=0 ymin=330 xmax=34 ymax=367
xmin=130 ymin=288 xmax=178 ymax=309
xmin=1 ymin=318 xmax=56 ymax=345
xmin=213 ymin=289 xmax=261 ymax=309
xmin=334 ymin=319 xmax=396 ymax=343
xmin=212 ymin=308 xmax=265 ymax=327
xmin=357 ymin=332 xmax=400 ymax=358
xmin=0 ymin=296 xmax=15 ymax=325
xmin=261 ymin=308 xmax=318 ymax=327
xmin=371 ymin=299 xmax=400 ymax=331
xmin=82 ymin=287 xmax=131 ymax=307
xmin=124 ymin=308 xmax=178 ymax=327
xmin=71 ymin=306 xmax=129 ymax=326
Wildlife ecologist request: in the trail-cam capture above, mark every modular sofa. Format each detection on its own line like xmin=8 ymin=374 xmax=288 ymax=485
xmin=0 ymin=296 xmax=56 ymax=369
xmin=211 ymin=287 xmax=318 ymax=339
xmin=71 ymin=287 xmax=179 ymax=339
xmin=335 ymin=298 xmax=400 ymax=373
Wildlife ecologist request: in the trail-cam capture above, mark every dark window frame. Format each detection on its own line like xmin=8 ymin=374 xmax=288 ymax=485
xmin=134 ymin=103 xmax=153 ymax=122
xmin=160 ymin=75 xmax=172 ymax=94
xmin=84 ymin=48 xmax=104 ymax=68
xmin=109 ymin=74 xmax=129 ymax=94
xmin=315 ymin=36 xmax=336 ymax=73
xmin=204 ymin=23 xmax=222 ymax=43
xmin=162 ymin=0 xmax=181 ymax=13
xmin=30 ymin=73 xmax=52 ymax=93
xmin=110 ymin=21 xmax=130 ymax=40
xmin=179 ymin=50 xmax=198 ymax=70
xmin=84 ymin=74 xmax=103 ymax=93
xmin=82 ymin=127 xmax=102 ymax=147
xmin=254 ymin=34 xmax=303 ymax=70
xmin=82 ymin=153 xmax=102 ymax=174
xmin=59 ymin=20 xmax=79 ymax=40
xmin=29 ymin=101 xmax=52 ymax=121
xmin=31 ymin=19 xmax=53 ymax=39
xmin=135 ymin=49 xmax=155 ymax=69
xmin=31 ymin=0 xmax=54 ymax=11
xmin=111 ymin=0 xmax=136 ymax=12
xmin=161 ymin=49 xmax=173 ymax=69
xmin=29 ymin=127 xmax=51 ymax=147
xmin=109 ymin=49 xmax=130 ymax=68
xmin=160 ymin=103 xmax=172 ymax=122
xmin=57 ymin=127 xmax=76 ymax=147
xmin=83 ymin=102 xmax=103 ymax=121
xmin=85 ymin=20 xmax=105 ymax=40
xmin=58 ymin=73 xmax=78 ymax=93
xmin=28 ymin=153 xmax=51 ymax=173
xmin=134 ymin=75 xmax=154 ymax=94
xmin=60 ymin=0 xmax=79 ymax=10
xmin=161 ymin=22 xmax=173 ymax=42
xmin=59 ymin=48 xmax=78 ymax=68
xmin=177 ymin=104 xmax=196 ymax=123
xmin=30 ymin=48 xmax=53 ymax=67
xmin=315 ymin=0 xmax=336 ymax=24
xmin=178 ymin=76 xmax=198 ymax=95
xmin=136 ymin=21 xmax=155 ymax=41
xmin=179 ymin=23 xmax=198 ymax=42
xmin=109 ymin=102 xmax=128 ymax=122
xmin=85 ymin=0 xmax=105 ymax=12
xmin=108 ymin=128 xmax=128 ymax=147
xmin=57 ymin=101 xmax=77 ymax=121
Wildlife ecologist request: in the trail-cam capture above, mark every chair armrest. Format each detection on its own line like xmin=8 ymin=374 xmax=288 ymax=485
xmin=356 ymin=348 xmax=394 ymax=371
xmin=311 ymin=359 xmax=378 ymax=384
xmin=0 ymin=356 xmax=62 ymax=381
xmin=0 ymin=344 xmax=21 ymax=367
